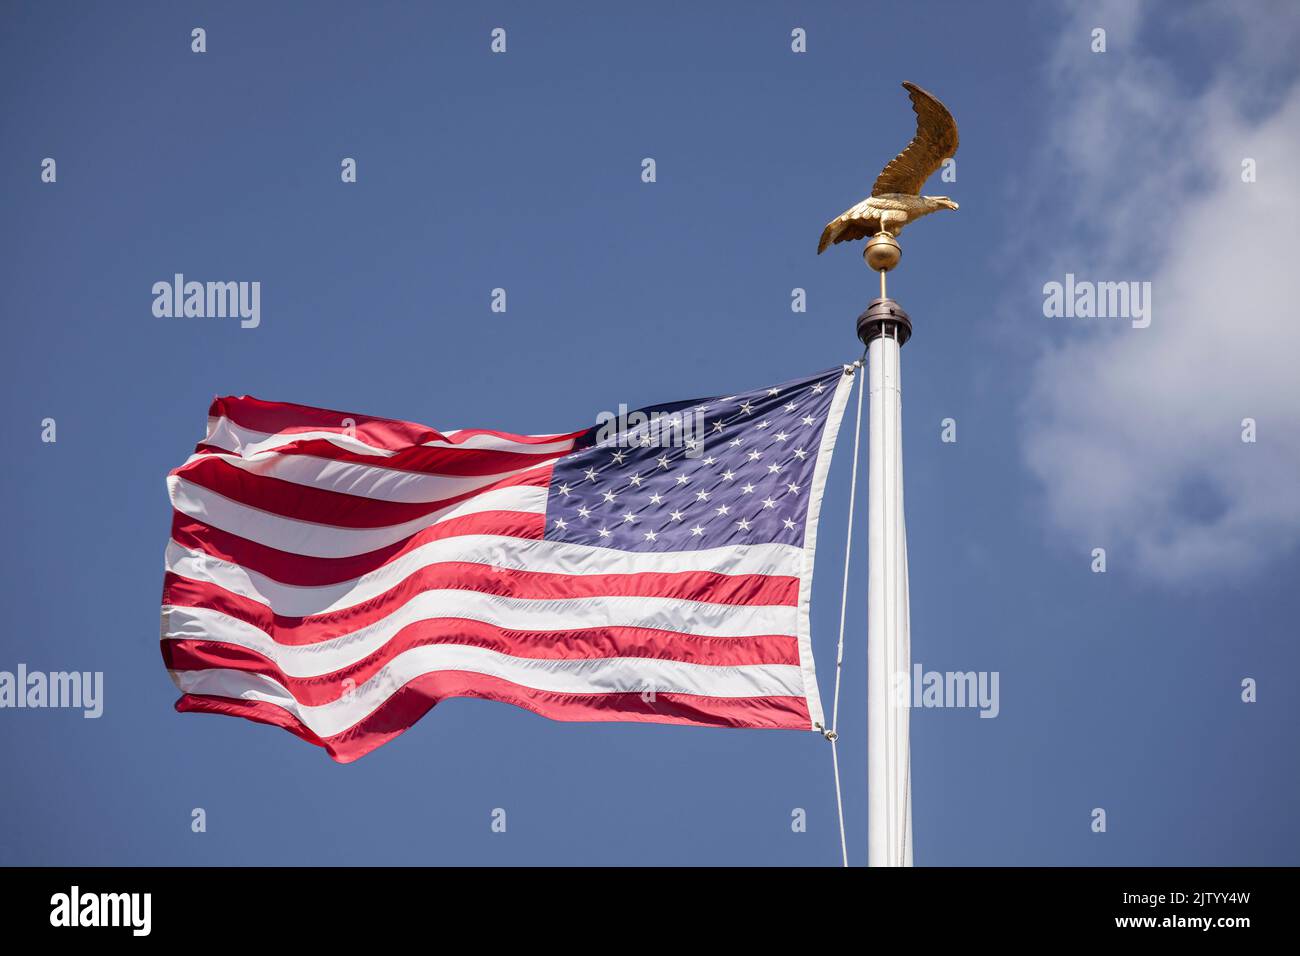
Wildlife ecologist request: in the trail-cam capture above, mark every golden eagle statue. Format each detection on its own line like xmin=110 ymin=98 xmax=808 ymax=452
xmin=817 ymin=81 xmax=959 ymax=254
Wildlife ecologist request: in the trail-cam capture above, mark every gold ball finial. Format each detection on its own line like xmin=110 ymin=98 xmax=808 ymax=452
xmin=864 ymin=232 xmax=902 ymax=272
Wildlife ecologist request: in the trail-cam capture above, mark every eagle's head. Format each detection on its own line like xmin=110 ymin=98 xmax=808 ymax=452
xmin=925 ymin=196 xmax=959 ymax=211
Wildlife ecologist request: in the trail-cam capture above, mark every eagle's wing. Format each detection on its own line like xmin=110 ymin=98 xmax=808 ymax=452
xmin=870 ymin=81 xmax=959 ymax=197
xmin=817 ymin=212 xmax=877 ymax=254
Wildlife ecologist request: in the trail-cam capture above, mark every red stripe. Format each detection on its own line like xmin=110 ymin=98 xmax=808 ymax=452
xmin=170 ymin=509 xmax=544 ymax=586
xmin=163 ymin=566 xmax=797 ymax=643
xmin=173 ymin=456 xmax=550 ymax=529
xmin=162 ymin=614 xmax=799 ymax=703
xmin=211 ymin=395 xmax=584 ymax=453
xmin=212 ymin=395 xmax=441 ymax=447
xmin=175 ymin=674 xmax=811 ymax=763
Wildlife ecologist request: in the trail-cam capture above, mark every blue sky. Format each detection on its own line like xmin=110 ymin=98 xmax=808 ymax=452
xmin=1 ymin=0 xmax=1297 ymax=865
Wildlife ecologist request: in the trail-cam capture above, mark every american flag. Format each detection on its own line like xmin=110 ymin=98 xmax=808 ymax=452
xmin=160 ymin=365 xmax=855 ymax=761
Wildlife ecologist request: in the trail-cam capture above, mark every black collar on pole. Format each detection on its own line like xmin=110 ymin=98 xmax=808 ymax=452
xmin=856 ymin=297 xmax=912 ymax=347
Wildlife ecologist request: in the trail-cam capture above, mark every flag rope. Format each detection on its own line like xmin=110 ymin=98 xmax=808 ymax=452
xmin=820 ymin=353 xmax=866 ymax=867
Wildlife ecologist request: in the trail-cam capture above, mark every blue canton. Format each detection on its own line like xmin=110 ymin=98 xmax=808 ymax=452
xmin=546 ymin=366 xmax=846 ymax=552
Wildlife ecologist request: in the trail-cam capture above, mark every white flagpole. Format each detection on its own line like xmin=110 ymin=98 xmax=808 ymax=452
xmin=858 ymin=246 xmax=913 ymax=867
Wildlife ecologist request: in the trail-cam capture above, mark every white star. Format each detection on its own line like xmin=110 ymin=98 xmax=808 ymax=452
xmin=736 ymin=518 xmax=751 ymax=531
xmin=746 ymin=450 xmax=762 ymax=461
xmin=721 ymin=469 xmax=736 ymax=481
xmin=584 ymin=467 xmax=598 ymax=481
xmin=739 ymin=401 xmax=754 ymax=414
xmin=767 ymin=388 xmax=780 ymax=396
xmin=684 ymin=438 xmax=698 ymax=451
xmin=577 ymin=505 xmax=592 ymax=518
xmin=801 ymin=415 xmax=816 ymax=426
xmin=784 ymin=402 xmax=797 ymax=413
xmin=690 ymin=524 xmax=705 ymax=536
xmin=597 ymin=527 xmax=611 ymax=538
xmin=656 ymin=454 xmax=670 ymax=469
xmin=703 ymin=455 xmax=717 ymax=466
xmin=675 ymin=473 xmax=691 ymax=485
xmin=695 ymin=489 xmax=711 ymax=502
xmin=629 ymin=473 xmax=643 ymax=486
xmin=783 ymin=518 xmax=797 ymax=530
xmin=694 ymin=404 xmax=709 ymax=413
xmin=621 ymin=511 xmax=637 ymax=523
xmin=611 ymin=449 xmax=627 ymax=464
xmin=762 ymin=497 xmax=777 ymax=509
xmin=558 ymin=483 xmax=572 ymax=496
xmin=669 ymin=509 xmax=685 ymax=521
xmin=711 ymin=420 xmax=725 ymax=433
xmin=639 ymin=433 xmax=653 ymax=447
xmin=811 ymin=382 xmax=826 ymax=394
xmin=601 ymin=489 xmax=618 ymax=503
xmin=643 ymin=529 xmax=658 ymax=542
xmin=715 ymin=504 xmax=730 ymax=516
xmin=787 ymin=481 xmax=801 ymax=494
xmin=729 ymin=437 xmax=743 ymax=447
xmin=554 ymin=517 xmax=568 ymax=530
xmin=774 ymin=431 xmax=789 ymax=442
xmin=741 ymin=483 xmax=756 ymax=494
xmin=793 ymin=448 xmax=808 ymax=460
xmin=649 ymin=492 xmax=664 ymax=505
xmin=767 ymin=462 xmax=783 ymax=474
xmin=756 ymin=420 xmax=770 ymax=430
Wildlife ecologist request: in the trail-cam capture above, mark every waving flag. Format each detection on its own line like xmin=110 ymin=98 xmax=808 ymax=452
xmin=160 ymin=366 xmax=854 ymax=761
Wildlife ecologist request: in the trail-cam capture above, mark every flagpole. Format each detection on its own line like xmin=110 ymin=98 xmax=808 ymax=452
xmin=858 ymin=234 xmax=913 ymax=867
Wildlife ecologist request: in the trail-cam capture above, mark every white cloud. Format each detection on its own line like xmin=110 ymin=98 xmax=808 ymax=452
xmin=1019 ymin=1 xmax=1300 ymax=582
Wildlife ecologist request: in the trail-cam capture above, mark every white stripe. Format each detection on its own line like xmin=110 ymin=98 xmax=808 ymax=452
xmin=168 ymin=476 xmax=546 ymax=558
xmin=182 ymin=450 xmax=547 ymax=504
xmin=206 ymin=416 xmax=575 ymax=460
xmin=170 ymin=647 xmax=805 ymax=737
xmin=165 ymin=536 xmax=801 ymax=617
xmin=162 ymin=590 xmax=796 ymax=676
xmin=430 ymin=432 xmax=576 ymax=453
xmin=206 ymin=416 xmax=401 ymax=459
